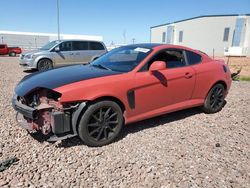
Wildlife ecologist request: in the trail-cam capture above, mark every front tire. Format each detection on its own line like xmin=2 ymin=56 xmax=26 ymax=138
xmin=78 ymin=101 xmax=123 ymax=147
xmin=202 ymin=83 xmax=225 ymax=113
xmin=37 ymin=59 xmax=53 ymax=71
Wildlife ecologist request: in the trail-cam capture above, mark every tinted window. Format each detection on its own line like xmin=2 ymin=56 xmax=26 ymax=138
xmin=0 ymin=45 xmax=5 ymax=49
xmin=59 ymin=42 xmax=72 ymax=51
xmin=186 ymin=50 xmax=202 ymax=65
xmin=89 ymin=42 xmax=104 ymax=50
xmin=73 ymin=41 xmax=88 ymax=51
xmin=142 ymin=49 xmax=186 ymax=71
xmin=223 ymin=27 xmax=230 ymax=42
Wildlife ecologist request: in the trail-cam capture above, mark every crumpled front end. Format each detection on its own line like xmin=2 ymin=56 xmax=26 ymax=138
xmin=12 ymin=88 xmax=79 ymax=141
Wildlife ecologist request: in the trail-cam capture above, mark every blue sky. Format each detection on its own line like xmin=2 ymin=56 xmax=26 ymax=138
xmin=0 ymin=0 xmax=249 ymax=45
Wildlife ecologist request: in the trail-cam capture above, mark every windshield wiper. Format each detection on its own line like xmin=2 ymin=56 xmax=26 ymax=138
xmin=92 ymin=64 xmax=112 ymax=71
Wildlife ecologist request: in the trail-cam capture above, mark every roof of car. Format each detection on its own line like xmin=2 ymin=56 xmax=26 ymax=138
xmin=125 ymin=43 xmax=164 ymax=49
xmin=125 ymin=43 xmax=194 ymax=51
xmin=55 ymin=39 xmax=104 ymax=43
xmin=124 ymin=43 xmax=210 ymax=58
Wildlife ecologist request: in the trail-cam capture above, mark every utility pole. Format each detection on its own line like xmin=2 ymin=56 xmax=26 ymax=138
xmin=57 ymin=0 xmax=60 ymax=41
xmin=132 ymin=38 xmax=135 ymax=44
xmin=1 ymin=36 xmax=3 ymax=43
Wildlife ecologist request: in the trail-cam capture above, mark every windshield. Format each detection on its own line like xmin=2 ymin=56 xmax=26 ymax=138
xmin=91 ymin=46 xmax=152 ymax=72
xmin=40 ymin=40 xmax=60 ymax=50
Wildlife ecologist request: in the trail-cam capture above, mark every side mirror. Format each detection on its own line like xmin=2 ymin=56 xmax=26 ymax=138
xmin=54 ymin=46 xmax=60 ymax=52
xmin=149 ymin=61 xmax=166 ymax=72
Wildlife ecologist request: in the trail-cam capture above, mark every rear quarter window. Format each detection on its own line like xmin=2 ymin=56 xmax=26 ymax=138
xmin=186 ymin=50 xmax=202 ymax=65
xmin=89 ymin=42 xmax=105 ymax=50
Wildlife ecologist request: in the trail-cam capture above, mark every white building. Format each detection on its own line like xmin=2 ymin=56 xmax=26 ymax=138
xmin=150 ymin=14 xmax=250 ymax=56
xmin=0 ymin=30 xmax=103 ymax=50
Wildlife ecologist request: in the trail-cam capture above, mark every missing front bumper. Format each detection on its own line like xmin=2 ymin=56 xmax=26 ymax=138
xmin=12 ymin=96 xmax=72 ymax=136
xmin=12 ymin=97 xmax=37 ymax=119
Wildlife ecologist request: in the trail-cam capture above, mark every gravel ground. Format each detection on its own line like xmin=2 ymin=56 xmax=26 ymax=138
xmin=0 ymin=57 xmax=249 ymax=187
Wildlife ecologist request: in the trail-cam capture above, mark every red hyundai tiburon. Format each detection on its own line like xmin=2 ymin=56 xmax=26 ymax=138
xmin=12 ymin=44 xmax=232 ymax=146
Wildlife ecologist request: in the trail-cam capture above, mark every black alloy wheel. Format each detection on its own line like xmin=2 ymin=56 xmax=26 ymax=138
xmin=202 ymin=83 xmax=225 ymax=113
xmin=78 ymin=101 xmax=123 ymax=147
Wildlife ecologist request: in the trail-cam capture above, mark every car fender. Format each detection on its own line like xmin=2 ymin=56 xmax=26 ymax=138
xmin=34 ymin=55 xmax=54 ymax=68
xmin=54 ymin=74 xmax=134 ymax=114
xmin=60 ymin=85 xmax=130 ymax=123
xmin=59 ymin=85 xmax=129 ymax=108
xmin=191 ymin=61 xmax=231 ymax=99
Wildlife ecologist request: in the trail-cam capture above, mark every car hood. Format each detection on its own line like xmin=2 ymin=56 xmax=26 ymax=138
xmin=21 ymin=49 xmax=47 ymax=56
xmin=15 ymin=65 xmax=121 ymax=96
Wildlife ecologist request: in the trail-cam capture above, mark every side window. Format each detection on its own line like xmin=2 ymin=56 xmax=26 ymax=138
xmin=162 ymin=32 xmax=166 ymax=43
xmin=141 ymin=49 xmax=186 ymax=71
xmin=59 ymin=42 xmax=72 ymax=51
xmin=89 ymin=42 xmax=105 ymax=50
xmin=72 ymin=41 xmax=88 ymax=51
xmin=0 ymin=45 xmax=5 ymax=49
xmin=179 ymin=31 xmax=183 ymax=42
xmin=223 ymin=27 xmax=230 ymax=42
xmin=186 ymin=50 xmax=202 ymax=65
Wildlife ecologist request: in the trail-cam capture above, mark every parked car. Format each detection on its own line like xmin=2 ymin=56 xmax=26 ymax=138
xmin=19 ymin=40 xmax=107 ymax=71
xmin=12 ymin=44 xmax=232 ymax=146
xmin=0 ymin=44 xmax=22 ymax=56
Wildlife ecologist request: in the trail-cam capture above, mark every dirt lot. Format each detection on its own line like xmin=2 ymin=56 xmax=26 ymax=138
xmin=0 ymin=57 xmax=249 ymax=187
xmin=216 ymin=56 xmax=250 ymax=77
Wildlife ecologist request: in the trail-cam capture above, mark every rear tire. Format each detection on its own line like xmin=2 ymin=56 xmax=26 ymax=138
xmin=9 ymin=52 xmax=16 ymax=57
xmin=37 ymin=59 xmax=53 ymax=71
xmin=78 ymin=100 xmax=123 ymax=147
xmin=202 ymin=83 xmax=225 ymax=113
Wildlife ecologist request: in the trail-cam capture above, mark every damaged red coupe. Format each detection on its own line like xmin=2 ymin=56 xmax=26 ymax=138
xmin=12 ymin=44 xmax=232 ymax=146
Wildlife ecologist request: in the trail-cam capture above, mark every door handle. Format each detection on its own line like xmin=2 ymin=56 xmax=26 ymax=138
xmin=184 ymin=72 xmax=193 ymax=79
xmin=69 ymin=53 xmax=74 ymax=55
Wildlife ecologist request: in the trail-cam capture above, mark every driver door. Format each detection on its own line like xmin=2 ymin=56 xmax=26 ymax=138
xmin=54 ymin=41 xmax=75 ymax=66
xmin=131 ymin=49 xmax=196 ymax=116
